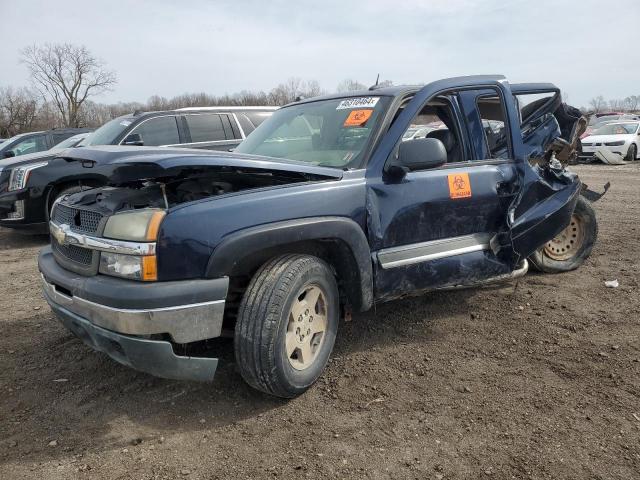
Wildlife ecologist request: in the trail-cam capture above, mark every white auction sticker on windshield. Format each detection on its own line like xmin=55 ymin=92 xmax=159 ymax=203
xmin=120 ymin=120 xmax=132 ymax=126
xmin=336 ymin=97 xmax=380 ymax=110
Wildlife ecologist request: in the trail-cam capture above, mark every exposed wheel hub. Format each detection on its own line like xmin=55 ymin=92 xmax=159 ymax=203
xmin=544 ymin=214 xmax=584 ymax=261
xmin=286 ymin=285 xmax=327 ymax=371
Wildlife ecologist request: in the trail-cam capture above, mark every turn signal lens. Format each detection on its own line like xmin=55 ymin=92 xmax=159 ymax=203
xmin=146 ymin=211 xmax=166 ymax=241
xmin=142 ymin=255 xmax=158 ymax=281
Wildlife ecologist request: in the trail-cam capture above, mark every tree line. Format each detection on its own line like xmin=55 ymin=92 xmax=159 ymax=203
xmin=8 ymin=42 xmax=636 ymax=139
xmin=588 ymin=95 xmax=640 ymax=114
xmin=0 ymin=43 xmax=392 ymax=138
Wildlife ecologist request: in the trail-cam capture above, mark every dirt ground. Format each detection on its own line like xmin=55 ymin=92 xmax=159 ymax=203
xmin=0 ymin=163 xmax=638 ymax=480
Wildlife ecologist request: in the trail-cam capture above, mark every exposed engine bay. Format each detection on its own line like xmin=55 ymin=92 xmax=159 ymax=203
xmin=63 ymin=166 xmax=331 ymax=215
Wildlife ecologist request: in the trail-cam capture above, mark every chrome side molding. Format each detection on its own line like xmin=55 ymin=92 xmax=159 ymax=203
xmin=377 ymin=233 xmax=493 ymax=269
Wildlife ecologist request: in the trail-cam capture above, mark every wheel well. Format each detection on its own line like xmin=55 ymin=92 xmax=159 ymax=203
xmin=226 ymin=239 xmax=366 ymax=314
xmin=46 ymin=179 xmax=106 ymax=216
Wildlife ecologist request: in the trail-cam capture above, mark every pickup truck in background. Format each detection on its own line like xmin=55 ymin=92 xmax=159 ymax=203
xmin=38 ymin=75 xmax=597 ymax=398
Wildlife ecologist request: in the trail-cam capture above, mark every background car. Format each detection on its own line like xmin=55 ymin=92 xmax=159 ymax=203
xmin=0 ymin=128 xmax=93 ymax=159
xmin=580 ymin=121 xmax=640 ymax=161
xmin=581 ymin=114 xmax=640 ymax=138
xmin=50 ymin=132 xmax=91 ymax=149
xmin=78 ymin=106 xmax=277 ymax=152
xmin=0 ymin=106 xmax=276 ymax=232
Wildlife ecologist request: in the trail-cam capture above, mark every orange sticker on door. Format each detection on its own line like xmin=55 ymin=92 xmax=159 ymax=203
xmin=448 ymin=173 xmax=472 ymax=199
xmin=343 ymin=109 xmax=373 ymax=127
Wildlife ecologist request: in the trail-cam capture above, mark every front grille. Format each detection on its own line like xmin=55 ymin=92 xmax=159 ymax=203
xmin=51 ymin=203 xmax=103 ymax=274
xmin=52 ymin=240 xmax=94 ymax=266
xmin=52 ymin=204 xmax=103 ymax=234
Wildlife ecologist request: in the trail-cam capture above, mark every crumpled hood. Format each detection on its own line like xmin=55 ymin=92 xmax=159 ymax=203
xmin=55 ymin=146 xmax=344 ymax=183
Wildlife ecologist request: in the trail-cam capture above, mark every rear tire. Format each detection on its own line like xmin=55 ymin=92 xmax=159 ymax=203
xmin=234 ymin=254 xmax=339 ymax=398
xmin=625 ymin=143 xmax=637 ymax=162
xmin=529 ymin=196 xmax=597 ymax=273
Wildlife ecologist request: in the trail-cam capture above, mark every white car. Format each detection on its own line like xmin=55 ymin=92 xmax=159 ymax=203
xmin=581 ymin=121 xmax=640 ymax=161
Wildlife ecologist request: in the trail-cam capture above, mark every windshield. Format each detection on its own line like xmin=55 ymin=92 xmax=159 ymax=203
xmin=590 ymin=115 xmax=618 ymax=126
xmin=235 ymin=96 xmax=389 ymax=168
xmin=0 ymin=134 xmax=24 ymax=151
xmin=593 ymin=123 xmax=639 ymax=135
xmin=78 ymin=116 xmax=133 ymax=146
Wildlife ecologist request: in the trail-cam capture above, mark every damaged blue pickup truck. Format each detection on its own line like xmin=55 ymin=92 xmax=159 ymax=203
xmin=39 ymin=75 xmax=598 ymax=398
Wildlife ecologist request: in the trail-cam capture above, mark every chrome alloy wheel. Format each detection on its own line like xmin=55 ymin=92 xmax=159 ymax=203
xmin=285 ymin=284 xmax=327 ymax=370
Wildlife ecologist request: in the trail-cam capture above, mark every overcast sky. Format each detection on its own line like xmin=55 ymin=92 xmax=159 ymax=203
xmin=1 ymin=0 xmax=639 ymax=108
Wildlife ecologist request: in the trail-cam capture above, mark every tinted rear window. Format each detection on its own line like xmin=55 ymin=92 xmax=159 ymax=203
xmin=185 ymin=114 xmax=226 ymax=142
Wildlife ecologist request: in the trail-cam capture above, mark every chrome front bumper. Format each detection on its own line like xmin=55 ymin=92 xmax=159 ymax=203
xmin=41 ymin=274 xmax=225 ymax=344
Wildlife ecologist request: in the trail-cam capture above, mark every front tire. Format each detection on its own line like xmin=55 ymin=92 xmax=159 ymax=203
xmin=234 ymin=254 xmax=339 ymax=398
xmin=529 ymin=196 xmax=598 ymax=273
xmin=625 ymin=143 xmax=637 ymax=162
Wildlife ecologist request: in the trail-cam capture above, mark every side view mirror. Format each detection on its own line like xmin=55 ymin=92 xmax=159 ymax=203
xmin=397 ymin=138 xmax=447 ymax=171
xmin=3 ymin=150 xmax=16 ymax=158
xmin=123 ymin=133 xmax=144 ymax=146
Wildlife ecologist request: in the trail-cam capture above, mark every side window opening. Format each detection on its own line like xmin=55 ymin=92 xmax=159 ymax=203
xmin=13 ymin=135 xmax=48 ymax=156
xmin=476 ymin=95 xmax=509 ymax=159
xmin=515 ymin=92 xmax=557 ymax=125
xmin=131 ymin=116 xmax=180 ymax=146
xmin=513 ymin=92 xmax=560 ymax=142
xmin=184 ymin=114 xmax=226 ymax=143
xmin=400 ymin=96 xmax=465 ymax=165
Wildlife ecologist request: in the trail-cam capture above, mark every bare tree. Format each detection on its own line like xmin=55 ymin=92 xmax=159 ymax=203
xmin=588 ymin=95 xmax=607 ymax=113
xmin=0 ymin=87 xmax=39 ymax=137
xmin=336 ymin=79 xmax=367 ymax=92
xmin=268 ymin=78 xmax=325 ymax=105
xmin=608 ymin=98 xmax=623 ymax=111
xmin=624 ymin=95 xmax=639 ymax=113
xmin=21 ymin=43 xmax=117 ymax=128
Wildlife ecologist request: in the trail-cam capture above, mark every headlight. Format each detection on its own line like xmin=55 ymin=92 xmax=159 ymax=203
xmin=605 ymin=141 xmax=625 ymax=146
xmin=99 ymin=209 xmax=165 ymax=281
xmin=8 ymin=161 xmax=49 ymax=191
xmin=103 ymin=209 xmax=165 ymax=242
xmin=99 ymin=252 xmax=158 ymax=281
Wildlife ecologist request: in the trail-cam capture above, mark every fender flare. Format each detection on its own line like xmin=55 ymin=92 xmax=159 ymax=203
xmin=205 ymin=216 xmax=373 ymax=312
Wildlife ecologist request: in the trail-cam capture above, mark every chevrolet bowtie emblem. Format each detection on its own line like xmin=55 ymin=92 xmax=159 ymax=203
xmin=52 ymin=223 xmax=70 ymax=245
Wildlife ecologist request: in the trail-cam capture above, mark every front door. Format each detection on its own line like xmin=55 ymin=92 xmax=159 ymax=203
xmin=367 ymin=84 xmax=519 ymax=301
